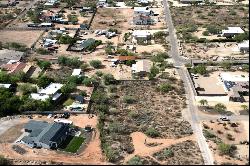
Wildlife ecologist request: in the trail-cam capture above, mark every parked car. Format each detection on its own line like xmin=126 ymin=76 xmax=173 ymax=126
xmin=219 ymin=116 xmax=230 ymax=121
xmin=47 ymin=114 xmax=53 ymax=118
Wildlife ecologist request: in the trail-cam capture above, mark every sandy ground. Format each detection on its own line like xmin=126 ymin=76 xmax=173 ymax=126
xmin=203 ymin=120 xmax=249 ymax=165
xmin=124 ymin=132 xmax=196 ymax=162
xmin=0 ymin=115 xmax=108 ymax=165
xmin=193 ymin=28 xmax=225 ymax=40
xmin=242 ymin=121 xmax=249 ymax=141
xmin=91 ymin=8 xmax=133 ymax=31
xmin=181 ymin=42 xmax=248 ymax=60
xmin=0 ymin=30 xmax=44 ymax=47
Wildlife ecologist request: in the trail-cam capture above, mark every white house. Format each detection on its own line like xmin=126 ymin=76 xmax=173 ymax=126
xmin=134 ymin=7 xmax=154 ymax=16
xmin=31 ymin=83 xmax=63 ymax=101
xmin=0 ymin=84 xmax=12 ymax=89
xmin=44 ymin=0 xmax=57 ymax=6
xmin=221 ymin=27 xmax=244 ymax=37
xmin=71 ymin=69 xmax=82 ymax=77
xmin=132 ymin=60 xmax=151 ymax=76
xmin=137 ymin=0 xmax=149 ymax=5
xmin=132 ymin=30 xmax=151 ymax=41
xmin=97 ymin=0 xmax=106 ymax=6
xmin=238 ymin=40 xmax=249 ymax=53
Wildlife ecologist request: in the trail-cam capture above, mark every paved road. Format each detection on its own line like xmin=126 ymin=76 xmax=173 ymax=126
xmin=198 ymin=114 xmax=249 ymax=121
xmin=163 ymin=0 xmax=214 ymax=164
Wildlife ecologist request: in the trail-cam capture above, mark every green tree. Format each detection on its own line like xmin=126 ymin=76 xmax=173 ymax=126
xmin=37 ymin=60 xmax=51 ymax=70
xmin=218 ymin=143 xmax=237 ymax=156
xmin=37 ymin=76 xmax=53 ymax=88
xmin=145 ymin=127 xmax=160 ymax=138
xmin=240 ymin=105 xmax=248 ymax=112
xmin=127 ymin=156 xmax=143 ymax=165
xmin=214 ymin=103 xmax=227 ymax=113
xmin=220 ymin=61 xmax=232 ymax=70
xmin=61 ymin=82 xmax=76 ymax=94
xmin=190 ymin=65 xmax=207 ymax=75
xmin=0 ymin=155 xmax=11 ymax=165
xmin=199 ymin=99 xmax=208 ymax=106
xmin=82 ymin=77 xmax=93 ymax=87
xmin=80 ymin=63 xmax=89 ymax=71
xmin=149 ymin=64 xmax=160 ymax=79
xmin=18 ymin=83 xmax=37 ymax=95
xmin=36 ymin=48 xmax=49 ymax=55
xmin=158 ymin=83 xmax=173 ymax=93
xmin=90 ymin=60 xmax=102 ymax=69
xmin=102 ymin=74 xmax=116 ymax=85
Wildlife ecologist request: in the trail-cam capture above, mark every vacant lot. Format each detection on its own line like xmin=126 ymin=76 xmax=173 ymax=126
xmin=153 ymin=140 xmax=203 ymax=165
xmin=171 ymin=5 xmax=249 ymax=29
xmin=202 ymin=120 xmax=249 ymax=165
xmin=0 ymin=30 xmax=44 ymax=47
xmin=0 ymin=8 xmax=22 ymax=28
xmin=90 ymin=8 xmax=133 ymax=31
xmin=0 ymin=123 xmax=25 ymax=143
xmin=93 ymin=80 xmax=193 ymax=164
xmin=170 ymin=5 xmax=249 ymax=42
xmin=181 ymin=42 xmax=249 ymax=60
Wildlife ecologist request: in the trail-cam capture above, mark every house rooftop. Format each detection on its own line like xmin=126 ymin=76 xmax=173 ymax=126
xmin=0 ymin=49 xmax=24 ymax=65
xmin=132 ymin=30 xmax=151 ymax=37
xmin=220 ymin=72 xmax=249 ymax=82
xmin=0 ymin=83 xmax=12 ymax=89
xmin=238 ymin=40 xmax=249 ymax=48
xmin=72 ymin=69 xmax=82 ymax=76
xmin=134 ymin=7 xmax=149 ymax=12
xmin=0 ymin=62 xmax=26 ymax=74
xmin=132 ymin=60 xmax=151 ymax=73
xmin=39 ymin=83 xmax=63 ymax=95
xmin=222 ymin=27 xmax=244 ymax=34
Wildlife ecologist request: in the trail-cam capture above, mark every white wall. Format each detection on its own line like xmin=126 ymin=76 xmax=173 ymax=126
xmin=195 ymin=96 xmax=229 ymax=102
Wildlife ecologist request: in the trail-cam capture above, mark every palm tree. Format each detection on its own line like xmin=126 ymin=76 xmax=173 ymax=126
xmin=199 ymin=99 xmax=208 ymax=106
xmin=241 ymin=105 xmax=249 ymax=112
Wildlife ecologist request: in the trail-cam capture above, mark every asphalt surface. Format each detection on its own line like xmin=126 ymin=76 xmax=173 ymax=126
xmin=162 ymin=0 xmax=214 ymax=164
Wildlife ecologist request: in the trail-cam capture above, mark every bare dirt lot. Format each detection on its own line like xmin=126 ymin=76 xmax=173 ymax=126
xmin=0 ymin=123 xmax=25 ymax=143
xmin=90 ymin=8 xmax=133 ymax=31
xmin=181 ymin=42 xmax=249 ymax=60
xmin=0 ymin=30 xmax=44 ymax=47
xmin=202 ymin=120 xmax=249 ymax=165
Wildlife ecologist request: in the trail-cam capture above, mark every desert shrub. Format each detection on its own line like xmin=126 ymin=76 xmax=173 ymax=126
xmin=203 ymin=129 xmax=216 ymax=139
xmin=90 ymin=60 xmax=102 ymax=69
xmin=123 ymin=96 xmax=136 ymax=104
xmin=95 ymin=71 xmax=103 ymax=77
xmin=145 ymin=127 xmax=160 ymax=138
xmin=190 ymin=65 xmax=207 ymax=75
xmin=226 ymin=134 xmax=235 ymax=141
xmin=36 ymin=48 xmax=50 ymax=55
xmin=203 ymin=124 xmax=210 ymax=129
xmin=157 ymin=83 xmax=173 ymax=93
xmin=163 ymin=149 xmax=174 ymax=158
xmin=18 ymin=83 xmax=37 ymax=95
xmin=218 ymin=143 xmax=237 ymax=156
xmin=102 ymin=74 xmax=116 ymax=85
xmin=127 ymin=156 xmax=143 ymax=165
xmin=128 ymin=111 xmax=139 ymax=119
